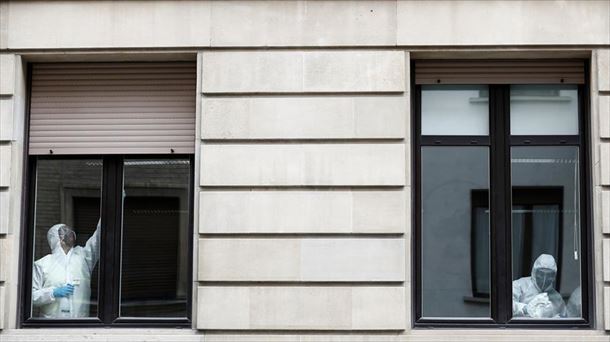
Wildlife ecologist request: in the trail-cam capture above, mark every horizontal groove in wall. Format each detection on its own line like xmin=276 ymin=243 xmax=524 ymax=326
xmin=201 ymin=91 xmax=405 ymax=96
xmin=202 ymin=330 xmax=404 ymax=334
xmin=199 ymin=186 xmax=406 ymax=191
xmin=197 ymin=282 xmax=404 ymax=287
xmin=3 ymin=45 xmax=610 ymax=53
xmin=199 ymin=186 xmax=406 ymax=190
xmin=198 ymin=234 xmax=405 ymax=239
xmin=201 ymin=139 xmax=405 ymax=144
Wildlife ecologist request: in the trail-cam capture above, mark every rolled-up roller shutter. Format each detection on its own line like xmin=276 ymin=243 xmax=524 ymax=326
xmin=29 ymin=62 xmax=196 ymax=155
xmin=414 ymin=60 xmax=585 ymax=85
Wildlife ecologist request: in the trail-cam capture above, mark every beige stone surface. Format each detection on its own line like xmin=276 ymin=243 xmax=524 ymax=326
xmin=601 ymin=95 xmax=610 ymax=139
xmin=202 ymin=51 xmax=303 ymax=93
xmin=351 ymin=287 xmax=406 ymax=330
xmin=0 ymin=98 xmax=13 ymax=141
xmin=303 ymin=51 xmax=405 ymax=93
xmin=0 ymin=329 xmax=202 ymax=342
xmin=5 ymin=1 xmax=610 ymax=50
xmin=300 ymin=239 xmax=404 ymax=281
xmin=598 ymin=49 xmax=610 ymax=92
xmin=397 ymin=1 xmax=610 ymax=46
xmin=202 ymin=95 xmax=406 ymax=140
xmin=198 ymin=238 xmax=301 ymax=281
xmin=352 ymin=190 xmax=407 ymax=233
xmin=197 ymin=286 xmax=405 ymax=330
xmin=606 ymin=287 xmax=610 ymax=331
xmin=1 ymin=330 xmax=609 ymax=342
xmin=0 ymin=190 xmax=8 ymax=235
xmin=602 ymin=190 xmax=610 ymax=235
xmin=0 ymin=238 xmax=5 ymax=281
xmin=199 ymin=190 xmax=405 ymax=234
xmin=0 ymin=144 xmax=10 ymax=187
xmin=0 ymin=285 xmax=4 ymax=329
xmin=201 ymin=51 xmax=405 ymax=93
xmin=200 ymin=143 xmax=405 ymax=186
xmin=198 ymin=238 xmax=404 ymax=281
xmin=602 ymin=144 xmax=610 ymax=186
xmin=197 ymin=286 xmax=250 ymax=330
xmin=5 ymin=1 xmax=212 ymax=49
xmin=249 ymin=286 xmax=352 ymax=329
xmin=602 ymin=239 xmax=610 ymax=282
xmin=0 ymin=2 xmax=7 ymax=50
xmin=0 ymin=54 xmax=15 ymax=95
xmin=209 ymin=1 xmax=396 ymax=47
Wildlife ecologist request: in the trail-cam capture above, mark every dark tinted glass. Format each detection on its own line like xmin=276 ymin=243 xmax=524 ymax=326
xmin=511 ymin=147 xmax=582 ymax=319
xmin=421 ymin=147 xmax=490 ymax=318
xmin=120 ymin=158 xmax=191 ymax=318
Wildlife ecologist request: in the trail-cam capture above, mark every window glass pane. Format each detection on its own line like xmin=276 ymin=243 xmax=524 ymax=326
xmin=421 ymin=147 xmax=490 ymax=317
xmin=421 ymin=85 xmax=489 ymax=136
xmin=120 ymin=158 xmax=191 ymax=318
xmin=31 ymin=159 xmax=102 ymax=319
xmin=511 ymin=146 xmax=582 ymax=319
xmin=510 ymin=85 xmax=578 ymax=135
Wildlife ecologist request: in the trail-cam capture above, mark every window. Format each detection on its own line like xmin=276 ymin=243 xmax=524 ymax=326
xmin=23 ymin=156 xmax=193 ymax=326
xmin=414 ymin=79 xmax=591 ymax=327
xmin=21 ymin=62 xmax=196 ymax=327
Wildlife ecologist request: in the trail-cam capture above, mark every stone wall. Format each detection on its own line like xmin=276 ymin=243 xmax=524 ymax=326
xmin=0 ymin=1 xmax=609 ymax=340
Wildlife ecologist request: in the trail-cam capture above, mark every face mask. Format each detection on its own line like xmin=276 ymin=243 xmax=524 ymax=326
xmin=58 ymin=226 xmax=77 ymax=249
xmin=534 ymin=268 xmax=556 ymax=292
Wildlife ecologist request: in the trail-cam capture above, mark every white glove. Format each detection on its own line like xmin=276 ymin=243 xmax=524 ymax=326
xmin=525 ymin=293 xmax=553 ymax=318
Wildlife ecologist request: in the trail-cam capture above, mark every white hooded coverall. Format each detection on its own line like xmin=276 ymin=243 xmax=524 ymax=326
xmin=32 ymin=222 xmax=100 ymax=318
xmin=512 ymin=254 xmax=567 ymax=318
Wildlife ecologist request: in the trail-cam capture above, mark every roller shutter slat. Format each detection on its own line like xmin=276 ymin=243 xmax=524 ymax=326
xmin=29 ymin=62 xmax=196 ymax=155
xmin=30 ymin=130 xmax=194 ymax=137
xmin=414 ymin=60 xmax=585 ymax=85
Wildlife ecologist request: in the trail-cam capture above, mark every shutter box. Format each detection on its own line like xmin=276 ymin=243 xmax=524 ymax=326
xmin=414 ymin=60 xmax=585 ymax=85
xmin=29 ymin=62 xmax=196 ymax=155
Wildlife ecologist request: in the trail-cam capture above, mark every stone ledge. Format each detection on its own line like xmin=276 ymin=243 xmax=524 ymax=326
xmin=1 ymin=329 xmax=608 ymax=342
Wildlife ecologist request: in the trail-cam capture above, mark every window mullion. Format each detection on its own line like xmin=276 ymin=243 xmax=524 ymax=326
xmin=489 ymin=85 xmax=512 ymax=323
xmin=99 ymin=156 xmax=123 ymax=325
xmin=111 ymin=157 xmax=124 ymax=323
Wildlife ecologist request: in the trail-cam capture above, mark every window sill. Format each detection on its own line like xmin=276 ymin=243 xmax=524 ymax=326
xmin=0 ymin=328 xmax=199 ymax=341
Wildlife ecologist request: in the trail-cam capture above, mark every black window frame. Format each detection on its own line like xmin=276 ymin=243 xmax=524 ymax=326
xmin=20 ymin=154 xmax=194 ymax=328
xmin=412 ymin=60 xmax=594 ymax=328
xmin=18 ymin=62 xmax=195 ymax=328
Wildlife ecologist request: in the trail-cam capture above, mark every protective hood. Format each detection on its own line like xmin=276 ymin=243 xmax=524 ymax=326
xmin=46 ymin=223 xmax=76 ymax=253
xmin=531 ymin=254 xmax=557 ymax=292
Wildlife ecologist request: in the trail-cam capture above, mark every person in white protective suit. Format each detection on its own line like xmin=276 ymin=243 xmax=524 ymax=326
xmin=32 ymin=221 xmax=100 ymax=318
xmin=512 ymin=254 xmax=567 ymax=318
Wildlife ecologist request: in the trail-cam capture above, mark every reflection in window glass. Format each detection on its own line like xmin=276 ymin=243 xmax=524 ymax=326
xmin=120 ymin=159 xmax=190 ymax=318
xmin=510 ymin=85 xmax=578 ymax=135
xmin=31 ymin=159 xmax=102 ymax=319
xmin=511 ymin=147 xmax=581 ymax=319
xmin=421 ymin=85 xmax=489 ymax=136
xmin=421 ymin=147 xmax=490 ymax=318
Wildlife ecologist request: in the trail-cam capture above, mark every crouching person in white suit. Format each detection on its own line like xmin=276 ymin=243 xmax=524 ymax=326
xmin=32 ymin=220 xmax=100 ymax=318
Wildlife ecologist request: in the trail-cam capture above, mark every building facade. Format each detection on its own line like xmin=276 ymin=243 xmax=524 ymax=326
xmin=0 ymin=0 xmax=609 ymax=340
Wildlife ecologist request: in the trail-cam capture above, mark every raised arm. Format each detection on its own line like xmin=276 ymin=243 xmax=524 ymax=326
xmin=83 ymin=219 xmax=101 ymax=272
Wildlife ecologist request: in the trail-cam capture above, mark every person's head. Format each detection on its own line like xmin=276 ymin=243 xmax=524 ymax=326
xmin=531 ymin=254 xmax=558 ymax=292
xmin=47 ymin=224 xmax=76 ymax=252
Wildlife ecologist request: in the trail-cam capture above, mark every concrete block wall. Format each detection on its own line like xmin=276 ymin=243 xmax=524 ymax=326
xmin=197 ymin=50 xmax=409 ymax=331
xmin=597 ymin=49 xmax=610 ymax=331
